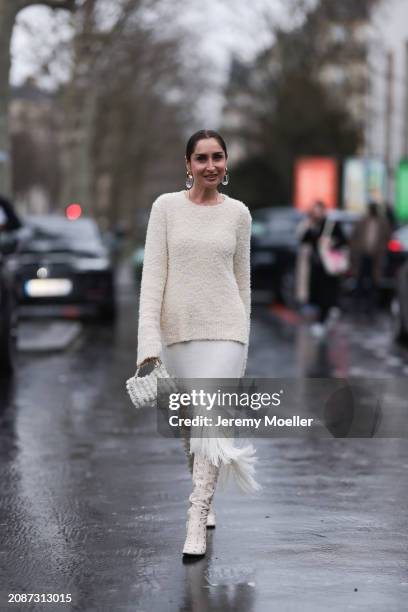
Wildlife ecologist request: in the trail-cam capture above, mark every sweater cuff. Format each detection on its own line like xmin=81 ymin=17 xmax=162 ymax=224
xmin=136 ymin=339 xmax=162 ymax=367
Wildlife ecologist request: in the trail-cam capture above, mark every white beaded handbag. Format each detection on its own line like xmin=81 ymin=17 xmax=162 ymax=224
xmin=125 ymin=357 xmax=178 ymax=409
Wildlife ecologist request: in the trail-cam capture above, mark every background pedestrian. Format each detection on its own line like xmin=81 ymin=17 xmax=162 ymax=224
xmin=296 ymin=200 xmax=348 ymax=337
xmin=350 ymin=201 xmax=391 ymax=316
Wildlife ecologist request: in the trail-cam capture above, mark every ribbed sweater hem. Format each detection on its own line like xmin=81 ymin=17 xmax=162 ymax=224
xmin=162 ymin=326 xmax=248 ymax=348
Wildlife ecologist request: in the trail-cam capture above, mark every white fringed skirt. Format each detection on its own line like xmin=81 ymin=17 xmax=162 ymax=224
xmin=161 ymin=340 xmax=261 ymax=494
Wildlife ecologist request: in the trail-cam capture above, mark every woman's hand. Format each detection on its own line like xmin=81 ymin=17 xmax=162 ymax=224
xmin=137 ymin=356 xmax=161 ymax=370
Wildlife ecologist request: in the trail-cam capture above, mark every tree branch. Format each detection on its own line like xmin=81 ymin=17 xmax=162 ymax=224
xmin=17 ymin=0 xmax=76 ymax=12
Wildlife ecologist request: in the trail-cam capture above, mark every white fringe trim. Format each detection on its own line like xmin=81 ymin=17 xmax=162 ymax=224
xmin=189 ymin=434 xmax=262 ymax=494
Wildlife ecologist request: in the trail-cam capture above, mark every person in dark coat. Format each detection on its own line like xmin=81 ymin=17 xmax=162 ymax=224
xmin=350 ymin=201 xmax=391 ymax=315
xmin=297 ymin=200 xmax=348 ymax=335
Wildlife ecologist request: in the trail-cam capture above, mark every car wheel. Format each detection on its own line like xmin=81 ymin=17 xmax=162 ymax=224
xmin=391 ymin=297 xmax=408 ymax=343
xmin=99 ymin=301 xmax=116 ymax=323
xmin=0 ymin=297 xmax=17 ymax=375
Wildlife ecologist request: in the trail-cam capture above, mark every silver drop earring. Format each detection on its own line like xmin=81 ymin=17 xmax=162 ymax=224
xmin=185 ymin=172 xmax=194 ymax=189
xmin=221 ymin=170 xmax=229 ymax=186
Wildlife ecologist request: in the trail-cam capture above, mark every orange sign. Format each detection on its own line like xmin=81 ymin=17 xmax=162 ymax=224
xmin=294 ymin=157 xmax=337 ymax=211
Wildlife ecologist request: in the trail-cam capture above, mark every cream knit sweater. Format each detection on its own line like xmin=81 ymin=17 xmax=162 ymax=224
xmin=136 ymin=190 xmax=252 ymax=375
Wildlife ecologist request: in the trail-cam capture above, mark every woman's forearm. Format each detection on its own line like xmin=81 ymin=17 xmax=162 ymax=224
xmin=136 ymin=198 xmax=168 ymax=365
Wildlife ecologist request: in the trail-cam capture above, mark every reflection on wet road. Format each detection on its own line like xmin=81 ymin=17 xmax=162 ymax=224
xmin=1 ymin=274 xmax=408 ymax=611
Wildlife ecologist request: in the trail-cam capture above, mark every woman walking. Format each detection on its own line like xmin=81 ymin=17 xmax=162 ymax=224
xmin=136 ymin=129 xmax=260 ymax=557
xmin=297 ymin=200 xmax=348 ymax=338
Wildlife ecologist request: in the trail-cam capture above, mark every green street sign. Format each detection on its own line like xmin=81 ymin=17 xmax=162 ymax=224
xmin=396 ymin=160 xmax=408 ymax=221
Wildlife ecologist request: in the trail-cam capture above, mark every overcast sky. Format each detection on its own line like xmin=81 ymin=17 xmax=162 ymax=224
xmin=10 ymin=0 xmax=408 ymax=137
xmin=11 ymin=1 xmax=288 ymax=82
xmin=10 ymin=0 xmax=294 ymax=124
xmin=366 ymin=0 xmax=408 ymax=163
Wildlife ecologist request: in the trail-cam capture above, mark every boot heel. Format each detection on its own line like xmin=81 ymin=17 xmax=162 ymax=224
xmin=206 ymin=504 xmax=216 ymax=528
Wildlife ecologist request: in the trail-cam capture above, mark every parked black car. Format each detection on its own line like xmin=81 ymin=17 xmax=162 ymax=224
xmin=381 ymin=223 xmax=408 ymax=293
xmin=251 ymin=207 xmax=304 ymax=306
xmin=391 ymin=259 xmax=408 ymax=342
xmin=0 ymin=240 xmax=20 ymax=375
xmin=15 ymin=216 xmax=116 ymax=321
xmin=0 ymin=196 xmax=22 ymax=375
xmin=250 ymin=207 xmax=361 ymax=306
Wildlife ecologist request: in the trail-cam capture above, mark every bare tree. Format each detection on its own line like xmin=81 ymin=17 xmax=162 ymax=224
xmin=4 ymin=0 xmax=204 ymax=227
xmin=0 ymin=0 xmax=76 ymax=195
xmin=221 ymin=0 xmax=382 ymax=207
xmin=59 ymin=0 xmax=206 ymax=228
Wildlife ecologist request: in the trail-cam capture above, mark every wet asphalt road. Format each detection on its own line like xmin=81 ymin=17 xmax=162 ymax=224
xmin=1 ymin=267 xmax=408 ymax=612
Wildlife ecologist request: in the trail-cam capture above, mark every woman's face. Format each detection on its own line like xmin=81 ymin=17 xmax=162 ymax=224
xmin=186 ymin=138 xmax=227 ymax=189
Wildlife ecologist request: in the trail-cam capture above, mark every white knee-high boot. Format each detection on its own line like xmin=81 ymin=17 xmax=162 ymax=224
xmin=182 ymin=453 xmax=219 ymax=556
xmin=182 ymin=434 xmax=216 ymax=528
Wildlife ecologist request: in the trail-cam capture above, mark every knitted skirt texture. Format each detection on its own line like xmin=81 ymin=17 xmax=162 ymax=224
xmin=161 ymin=340 xmax=261 ymax=493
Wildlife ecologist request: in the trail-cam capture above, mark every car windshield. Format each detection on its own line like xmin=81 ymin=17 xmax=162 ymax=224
xmin=21 ymin=217 xmax=105 ymax=256
xmin=252 ymin=209 xmax=304 ymax=237
xmin=265 ymin=217 xmax=302 ymax=233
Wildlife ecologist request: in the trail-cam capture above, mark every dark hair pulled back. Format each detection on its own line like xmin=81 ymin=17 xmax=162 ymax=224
xmin=185 ymin=129 xmax=228 ymax=161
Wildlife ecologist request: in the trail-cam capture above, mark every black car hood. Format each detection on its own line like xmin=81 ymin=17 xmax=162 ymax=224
xmin=18 ymin=250 xmax=106 ymax=266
